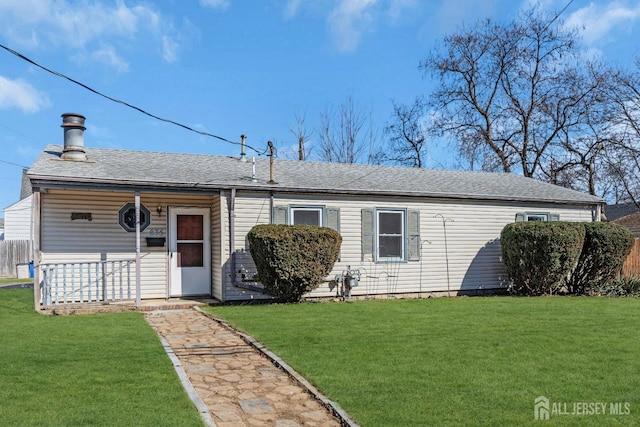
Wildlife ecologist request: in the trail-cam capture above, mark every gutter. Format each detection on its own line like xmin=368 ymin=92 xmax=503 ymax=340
xmin=229 ymin=188 xmax=267 ymax=294
xmin=28 ymin=176 xmax=602 ymax=207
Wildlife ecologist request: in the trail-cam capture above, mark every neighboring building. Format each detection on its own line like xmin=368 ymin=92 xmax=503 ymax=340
xmin=28 ymin=113 xmax=604 ymax=308
xmin=3 ymin=195 xmax=33 ymax=241
xmin=603 ymin=202 xmax=640 ymax=237
xmin=3 ymin=169 xmax=34 ymax=241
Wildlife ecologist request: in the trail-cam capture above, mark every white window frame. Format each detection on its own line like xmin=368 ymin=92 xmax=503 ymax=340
xmin=376 ymin=209 xmax=405 ymax=262
xmin=290 ymin=206 xmax=324 ymax=226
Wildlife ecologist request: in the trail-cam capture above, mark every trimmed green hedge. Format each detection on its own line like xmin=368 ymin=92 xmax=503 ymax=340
xmin=247 ymin=224 xmax=342 ymax=302
xmin=565 ymin=222 xmax=635 ymax=294
xmin=501 ymin=221 xmax=636 ymax=296
xmin=501 ymin=222 xmax=585 ymax=295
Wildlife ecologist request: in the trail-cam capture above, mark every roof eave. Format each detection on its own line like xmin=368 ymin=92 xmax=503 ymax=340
xmin=28 ymin=174 xmax=602 ymax=206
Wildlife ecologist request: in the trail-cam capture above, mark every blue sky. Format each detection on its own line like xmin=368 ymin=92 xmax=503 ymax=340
xmin=1 ymin=0 xmax=640 ymax=216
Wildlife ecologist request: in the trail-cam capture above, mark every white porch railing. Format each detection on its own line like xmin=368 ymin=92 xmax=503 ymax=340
xmin=40 ymin=259 xmax=136 ymax=306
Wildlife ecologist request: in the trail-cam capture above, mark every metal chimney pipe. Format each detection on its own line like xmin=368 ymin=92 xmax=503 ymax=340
xmin=251 ymin=156 xmax=257 ymax=182
xmin=240 ymin=134 xmax=247 ymax=162
xmin=61 ymin=113 xmax=87 ymax=161
xmin=267 ymin=141 xmax=277 ymax=185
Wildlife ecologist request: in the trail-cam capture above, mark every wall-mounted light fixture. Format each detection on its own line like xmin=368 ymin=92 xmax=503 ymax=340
xmin=156 ymin=205 xmax=163 ymax=217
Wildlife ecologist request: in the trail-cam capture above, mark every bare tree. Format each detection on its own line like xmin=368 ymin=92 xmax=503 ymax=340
xmin=383 ymin=97 xmax=428 ymax=167
xmin=422 ymin=6 xmax=593 ymax=180
xmin=317 ymin=95 xmax=380 ymax=164
xmin=601 ymin=61 xmax=640 ymax=204
xmin=288 ymin=110 xmax=313 ymax=161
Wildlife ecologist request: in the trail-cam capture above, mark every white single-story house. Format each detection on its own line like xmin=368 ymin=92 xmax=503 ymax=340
xmin=28 ymin=113 xmax=603 ymax=308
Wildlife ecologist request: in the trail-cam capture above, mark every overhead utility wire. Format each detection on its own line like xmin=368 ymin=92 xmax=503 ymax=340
xmin=0 ymin=159 xmax=29 ymax=169
xmin=549 ymin=0 xmax=574 ymax=27
xmin=0 ymin=42 xmax=266 ymax=156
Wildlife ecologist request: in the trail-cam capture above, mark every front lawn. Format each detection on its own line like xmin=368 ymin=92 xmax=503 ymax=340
xmin=205 ymin=297 xmax=640 ymax=426
xmin=0 ymin=289 xmax=203 ymax=426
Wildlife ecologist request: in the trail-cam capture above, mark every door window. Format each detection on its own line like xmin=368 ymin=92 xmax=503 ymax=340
xmin=176 ymin=215 xmax=204 ymax=267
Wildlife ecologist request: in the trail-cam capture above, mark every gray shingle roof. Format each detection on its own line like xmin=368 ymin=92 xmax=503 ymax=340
xmin=603 ymin=202 xmax=640 ymax=221
xmin=28 ymin=145 xmax=603 ymax=205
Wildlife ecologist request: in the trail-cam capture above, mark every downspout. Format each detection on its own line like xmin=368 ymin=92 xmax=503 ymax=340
xmin=33 ymin=189 xmax=42 ymax=309
xmin=270 ymin=191 xmax=274 ymax=220
xmin=229 ymin=188 xmax=266 ymax=293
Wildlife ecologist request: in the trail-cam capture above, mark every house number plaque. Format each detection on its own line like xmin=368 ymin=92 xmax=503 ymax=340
xmin=71 ymin=212 xmax=92 ymax=221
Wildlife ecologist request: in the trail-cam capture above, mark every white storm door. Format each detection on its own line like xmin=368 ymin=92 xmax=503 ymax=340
xmin=169 ymin=207 xmax=211 ymax=296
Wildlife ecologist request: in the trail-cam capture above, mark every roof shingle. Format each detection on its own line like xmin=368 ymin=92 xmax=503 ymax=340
xmin=27 ymin=145 xmax=603 ymax=205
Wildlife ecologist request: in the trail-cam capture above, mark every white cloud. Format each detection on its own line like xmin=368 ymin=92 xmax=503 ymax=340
xmin=565 ymin=1 xmax=640 ymax=46
xmin=284 ymin=0 xmax=304 ymax=19
xmin=327 ymin=0 xmax=379 ymax=52
xmin=285 ymin=0 xmax=419 ymax=52
xmin=162 ymin=36 xmax=180 ymax=63
xmin=387 ymin=0 xmax=417 ymax=23
xmin=91 ymin=45 xmax=130 ymax=72
xmin=0 ymin=0 xmax=185 ymax=67
xmin=199 ymin=0 xmax=230 ymax=10
xmin=0 ymin=76 xmax=50 ymax=113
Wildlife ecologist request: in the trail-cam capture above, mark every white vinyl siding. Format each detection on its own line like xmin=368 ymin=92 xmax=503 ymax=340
xmin=211 ymin=195 xmax=223 ymax=301
xmin=221 ymin=191 xmax=596 ymax=300
xmin=4 ymin=195 xmax=33 ymax=240
xmin=220 ymin=191 xmax=271 ymax=301
xmin=38 ymin=189 xmax=215 ymax=299
xmin=38 ymin=188 xmax=597 ymax=303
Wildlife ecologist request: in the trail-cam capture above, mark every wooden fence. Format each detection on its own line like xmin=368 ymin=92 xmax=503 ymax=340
xmin=0 ymin=240 xmax=32 ymax=278
xmin=622 ymin=238 xmax=640 ymax=277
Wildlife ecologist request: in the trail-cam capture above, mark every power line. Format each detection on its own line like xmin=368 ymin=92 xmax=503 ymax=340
xmin=0 ymin=159 xmax=28 ymax=169
xmin=0 ymin=42 xmax=267 ymax=156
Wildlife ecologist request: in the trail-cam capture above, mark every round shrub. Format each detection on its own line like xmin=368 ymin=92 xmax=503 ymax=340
xmin=501 ymin=222 xmax=585 ymax=295
xmin=565 ymin=222 xmax=635 ymax=294
xmin=247 ymin=224 xmax=342 ymax=302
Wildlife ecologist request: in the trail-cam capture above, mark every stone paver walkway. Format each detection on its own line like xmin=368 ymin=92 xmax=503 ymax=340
xmin=145 ymin=308 xmax=344 ymax=427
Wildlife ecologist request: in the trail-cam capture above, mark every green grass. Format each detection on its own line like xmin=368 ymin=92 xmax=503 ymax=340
xmin=0 ymin=289 xmax=203 ymax=426
xmin=205 ymin=297 xmax=640 ymax=426
xmin=0 ymin=277 xmax=31 ymax=285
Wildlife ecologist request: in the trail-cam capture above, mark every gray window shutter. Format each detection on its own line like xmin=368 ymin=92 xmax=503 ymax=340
xmin=550 ymin=213 xmax=560 ymax=221
xmin=515 ymin=213 xmax=525 ymax=222
xmin=326 ymin=208 xmax=340 ymax=231
xmin=326 ymin=208 xmax=341 ymax=261
xmin=407 ymin=210 xmax=420 ymax=261
xmin=361 ymin=208 xmax=375 ymax=261
xmin=272 ymin=205 xmax=288 ymax=224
